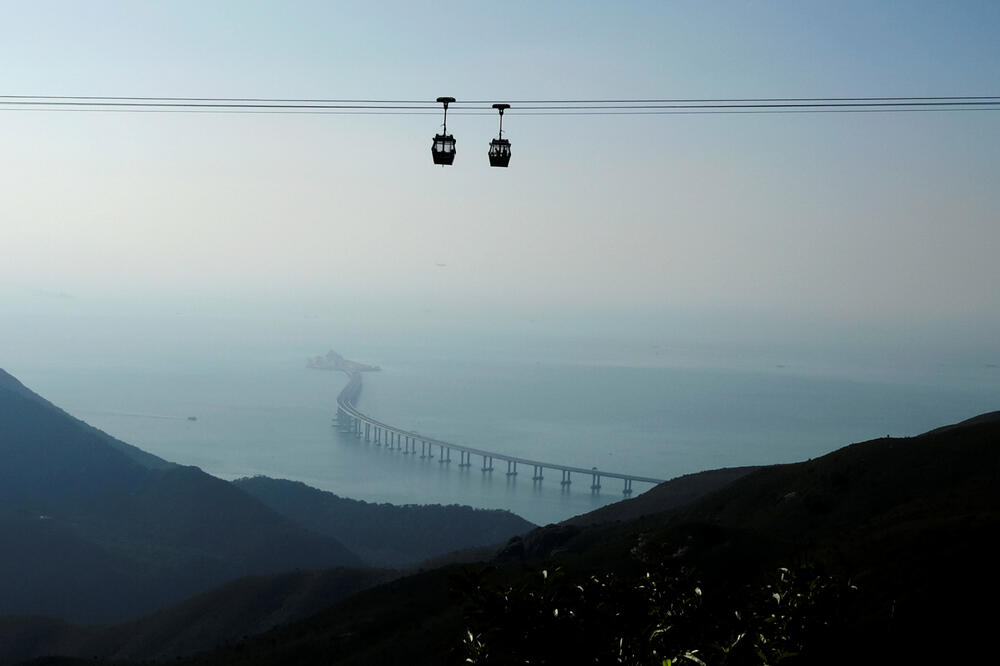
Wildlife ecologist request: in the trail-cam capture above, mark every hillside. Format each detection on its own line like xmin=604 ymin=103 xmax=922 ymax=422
xmin=0 ymin=367 xmax=542 ymax=663
xmin=0 ymin=369 xmax=361 ymax=623
xmin=561 ymin=465 xmax=761 ymax=527
xmin=0 ymin=568 xmax=394 ymax=664
xmin=4 ymin=365 xmax=996 ymax=663
xmin=167 ymin=410 xmax=998 ymax=665
xmin=0 ymin=368 xmax=172 ymax=472
xmin=234 ymin=476 xmax=535 ymax=568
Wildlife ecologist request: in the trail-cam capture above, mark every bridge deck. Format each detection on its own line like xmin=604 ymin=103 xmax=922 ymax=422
xmin=330 ymin=361 xmax=666 ymax=489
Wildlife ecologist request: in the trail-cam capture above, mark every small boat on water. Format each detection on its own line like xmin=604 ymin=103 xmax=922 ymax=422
xmin=187 ymin=416 xmax=198 ymax=421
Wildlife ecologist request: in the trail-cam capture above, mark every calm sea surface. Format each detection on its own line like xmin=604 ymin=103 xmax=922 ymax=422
xmin=6 ymin=314 xmax=998 ymax=525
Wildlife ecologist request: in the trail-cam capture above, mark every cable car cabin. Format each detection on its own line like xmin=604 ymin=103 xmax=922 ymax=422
xmin=488 ymin=138 xmax=511 ymax=167
xmin=489 ymin=103 xmax=511 ymax=167
xmin=432 ymin=133 xmax=456 ymax=165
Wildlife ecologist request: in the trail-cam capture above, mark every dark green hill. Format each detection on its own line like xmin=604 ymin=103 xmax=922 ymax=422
xmin=5 ymin=363 xmax=996 ymax=664
xmin=0 ymin=368 xmax=171 ymax=472
xmin=167 ymin=411 xmax=998 ymax=665
xmin=233 ymin=476 xmax=535 ymax=568
xmin=1 ymin=377 xmax=154 ymax=509
xmin=0 ymin=368 xmax=538 ymax=664
xmin=0 ymin=568 xmax=393 ymax=664
xmin=561 ymin=465 xmax=761 ymax=527
xmin=0 ymin=369 xmax=361 ymax=624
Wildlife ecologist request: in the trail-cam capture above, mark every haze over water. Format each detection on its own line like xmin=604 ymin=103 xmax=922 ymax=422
xmin=5 ymin=301 xmax=996 ymax=526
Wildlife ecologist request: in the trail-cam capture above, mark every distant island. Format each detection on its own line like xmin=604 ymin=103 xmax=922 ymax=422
xmin=307 ymin=350 xmax=381 ymax=373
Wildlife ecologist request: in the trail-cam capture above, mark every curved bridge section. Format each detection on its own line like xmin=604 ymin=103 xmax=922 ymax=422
xmin=325 ymin=353 xmax=665 ymax=496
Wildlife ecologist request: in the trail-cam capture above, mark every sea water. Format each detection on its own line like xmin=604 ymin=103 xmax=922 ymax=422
xmin=4 ymin=309 xmax=997 ymax=525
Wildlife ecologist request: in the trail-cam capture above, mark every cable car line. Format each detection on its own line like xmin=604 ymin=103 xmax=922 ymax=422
xmin=0 ymin=107 xmax=462 ymax=115
xmin=3 ymin=94 xmax=997 ymax=105
xmin=507 ymin=107 xmax=1000 ymax=115
xmin=0 ymin=100 xmax=437 ymax=110
xmin=4 ymin=93 xmax=996 ymax=167
xmin=1 ymin=94 xmax=998 ymax=114
xmin=456 ymin=95 xmax=1000 ymax=104
xmin=3 ymin=105 xmax=997 ymax=117
xmin=0 ymin=95 xmax=434 ymax=104
xmin=3 ymin=100 xmax=997 ymax=109
xmin=497 ymin=101 xmax=1000 ymax=110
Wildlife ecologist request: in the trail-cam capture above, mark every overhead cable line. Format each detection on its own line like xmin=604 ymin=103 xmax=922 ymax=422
xmin=6 ymin=108 xmax=999 ymax=118
xmin=1 ymin=94 xmax=998 ymax=116
xmin=3 ymin=94 xmax=999 ymax=104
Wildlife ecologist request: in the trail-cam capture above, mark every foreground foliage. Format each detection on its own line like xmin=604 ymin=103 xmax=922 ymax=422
xmin=458 ymin=562 xmax=855 ymax=665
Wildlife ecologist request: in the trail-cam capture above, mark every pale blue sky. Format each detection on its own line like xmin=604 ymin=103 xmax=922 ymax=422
xmin=1 ymin=1 xmax=998 ymax=348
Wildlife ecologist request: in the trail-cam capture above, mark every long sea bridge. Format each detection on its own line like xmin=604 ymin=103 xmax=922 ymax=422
xmin=320 ymin=352 xmax=666 ymax=496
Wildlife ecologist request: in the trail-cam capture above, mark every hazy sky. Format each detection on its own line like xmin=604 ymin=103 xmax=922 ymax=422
xmin=2 ymin=1 xmax=999 ymax=342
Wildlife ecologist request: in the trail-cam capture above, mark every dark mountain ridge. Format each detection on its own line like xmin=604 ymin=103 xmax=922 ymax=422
xmin=1 ymin=370 xmax=360 ymax=623
xmin=0 ymin=366 xmax=537 ymax=662
xmin=234 ymin=476 xmax=535 ymax=568
xmin=0 ymin=368 xmax=171 ymax=472
xmin=168 ymin=410 xmax=998 ymax=665
xmin=4 ymin=365 xmax=996 ymax=663
xmin=0 ymin=461 xmax=749 ymax=665
xmin=0 ymin=568 xmax=394 ymax=664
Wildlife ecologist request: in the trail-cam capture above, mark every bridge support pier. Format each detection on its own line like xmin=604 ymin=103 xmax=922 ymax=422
xmin=332 ymin=364 xmax=665 ymax=502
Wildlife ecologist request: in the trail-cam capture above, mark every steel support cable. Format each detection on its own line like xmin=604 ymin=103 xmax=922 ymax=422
xmin=1 ymin=95 xmax=998 ymax=115
xmin=2 ymin=94 xmax=998 ymax=104
xmin=2 ymin=105 xmax=999 ymax=116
